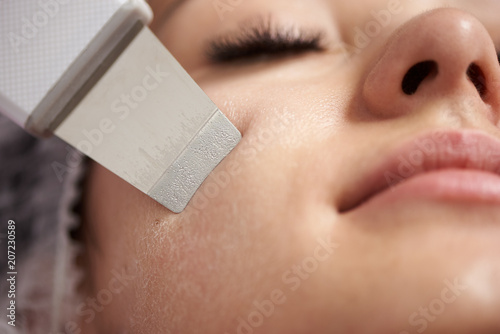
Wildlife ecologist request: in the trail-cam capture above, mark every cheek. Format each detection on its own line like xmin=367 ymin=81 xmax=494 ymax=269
xmin=129 ymin=151 xmax=340 ymax=332
xmin=112 ymin=107 xmax=344 ymax=327
xmin=83 ymin=63 xmax=363 ymax=331
xmin=197 ymin=77 xmax=349 ymax=143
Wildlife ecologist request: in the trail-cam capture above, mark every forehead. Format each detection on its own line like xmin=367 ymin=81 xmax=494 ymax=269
xmin=150 ymin=0 xmax=500 ymax=47
xmin=149 ymin=0 xmax=500 ymax=22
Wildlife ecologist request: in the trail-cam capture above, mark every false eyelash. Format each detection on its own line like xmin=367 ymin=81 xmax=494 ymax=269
xmin=206 ymin=20 xmax=325 ymax=63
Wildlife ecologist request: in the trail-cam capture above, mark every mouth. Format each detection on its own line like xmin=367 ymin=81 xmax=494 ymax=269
xmin=339 ymin=130 xmax=500 ymax=213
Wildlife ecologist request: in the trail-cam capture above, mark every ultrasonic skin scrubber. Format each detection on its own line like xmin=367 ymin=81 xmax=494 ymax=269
xmin=0 ymin=0 xmax=241 ymax=213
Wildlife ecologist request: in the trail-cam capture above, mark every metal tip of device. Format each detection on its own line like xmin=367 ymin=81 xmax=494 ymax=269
xmin=149 ymin=110 xmax=241 ymax=213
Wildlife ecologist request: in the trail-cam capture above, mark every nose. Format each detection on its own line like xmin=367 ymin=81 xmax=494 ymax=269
xmin=362 ymin=8 xmax=500 ymax=123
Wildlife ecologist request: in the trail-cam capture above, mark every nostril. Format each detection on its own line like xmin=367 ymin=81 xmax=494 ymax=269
xmin=466 ymin=63 xmax=487 ymax=97
xmin=402 ymin=61 xmax=438 ymax=95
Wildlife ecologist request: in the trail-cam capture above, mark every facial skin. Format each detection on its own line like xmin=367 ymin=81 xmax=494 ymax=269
xmin=80 ymin=0 xmax=500 ymax=333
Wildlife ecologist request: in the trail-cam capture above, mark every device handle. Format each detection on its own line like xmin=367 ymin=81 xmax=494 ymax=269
xmin=0 ymin=0 xmax=152 ymax=136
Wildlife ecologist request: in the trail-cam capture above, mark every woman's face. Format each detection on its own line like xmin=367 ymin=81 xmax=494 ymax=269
xmin=81 ymin=0 xmax=500 ymax=333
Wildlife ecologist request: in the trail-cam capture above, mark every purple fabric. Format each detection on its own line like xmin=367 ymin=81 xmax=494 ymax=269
xmin=0 ymin=114 xmax=87 ymax=333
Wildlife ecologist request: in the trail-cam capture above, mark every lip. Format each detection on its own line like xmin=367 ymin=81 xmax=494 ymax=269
xmin=339 ymin=130 xmax=500 ymax=213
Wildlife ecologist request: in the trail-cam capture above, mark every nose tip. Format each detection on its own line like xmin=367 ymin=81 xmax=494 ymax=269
xmin=362 ymin=8 xmax=500 ymax=121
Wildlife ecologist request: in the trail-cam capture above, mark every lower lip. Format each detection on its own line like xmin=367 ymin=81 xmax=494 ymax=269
xmin=355 ymin=169 xmax=500 ymax=211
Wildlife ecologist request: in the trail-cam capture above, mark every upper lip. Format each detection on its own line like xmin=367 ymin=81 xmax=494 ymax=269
xmin=339 ymin=129 xmax=500 ymax=213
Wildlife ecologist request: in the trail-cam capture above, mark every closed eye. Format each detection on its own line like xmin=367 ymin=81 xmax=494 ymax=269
xmin=206 ymin=18 xmax=325 ymax=63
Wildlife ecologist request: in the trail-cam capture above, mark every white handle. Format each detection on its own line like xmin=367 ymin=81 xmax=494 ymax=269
xmin=0 ymin=0 xmax=152 ymax=133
